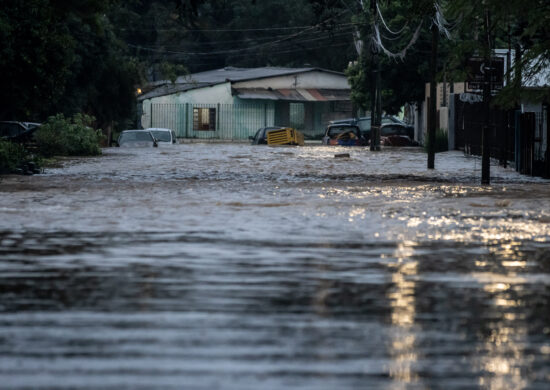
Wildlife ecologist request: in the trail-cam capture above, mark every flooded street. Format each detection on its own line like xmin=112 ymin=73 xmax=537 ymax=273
xmin=1 ymin=144 xmax=549 ymax=389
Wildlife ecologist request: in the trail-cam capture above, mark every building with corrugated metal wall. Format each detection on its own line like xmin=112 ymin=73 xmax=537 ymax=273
xmin=137 ymin=67 xmax=352 ymax=140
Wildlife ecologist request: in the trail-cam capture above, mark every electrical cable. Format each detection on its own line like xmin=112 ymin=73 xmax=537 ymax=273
xmin=129 ymin=41 xmax=352 ymax=63
xmin=433 ymin=2 xmax=461 ymax=40
xmin=116 ymin=21 xmax=365 ymax=34
xmin=127 ymin=29 xmax=355 ymax=56
xmin=126 ymin=8 xmax=355 ymax=57
xmin=145 ymin=26 xmax=356 ymax=49
xmin=372 ymin=20 xmax=423 ymax=61
xmin=377 ymin=3 xmax=408 ymax=36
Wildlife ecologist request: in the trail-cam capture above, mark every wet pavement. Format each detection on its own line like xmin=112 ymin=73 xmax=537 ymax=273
xmin=1 ymin=144 xmax=549 ymax=389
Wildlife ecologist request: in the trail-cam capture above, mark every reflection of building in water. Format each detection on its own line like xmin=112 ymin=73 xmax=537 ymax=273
xmin=387 ymin=243 xmax=421 ymax=387
xmin=474 ymin=248 xmax=529 ymax=390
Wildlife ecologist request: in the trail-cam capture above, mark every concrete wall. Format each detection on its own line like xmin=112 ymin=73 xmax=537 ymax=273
xmin=425 ymin=82 xmax=466 ymax=112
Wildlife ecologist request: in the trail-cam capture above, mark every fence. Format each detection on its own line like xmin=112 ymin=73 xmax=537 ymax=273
xmin=149 ymin=102 xmax=275 ymax=140
xmin=453 ymin=95 xmax=549 ymax=178
xmin=517 ymin=111 xmax=549 ymax=176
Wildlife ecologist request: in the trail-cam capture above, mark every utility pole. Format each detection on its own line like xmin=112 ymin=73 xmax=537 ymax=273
xmin=481 ymin=8 xmax=492 ymax=184
xmin=427 ymin=8 xmax=438 ymax=169
xmin=370 ymin=0 xmax=381 ymax=151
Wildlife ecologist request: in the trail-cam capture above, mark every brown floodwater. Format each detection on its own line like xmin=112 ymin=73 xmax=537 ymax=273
xmin=0 ymin=144 xmax=549 ymax=389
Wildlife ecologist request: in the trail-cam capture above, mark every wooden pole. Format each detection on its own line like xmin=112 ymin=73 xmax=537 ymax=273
xmin=370 ymin=0 xmax=381 ymax=151
xmin=427 ymin=19 xmax=438 ymax=169
xmin=481 ymin=9 xmax=492 ymax=184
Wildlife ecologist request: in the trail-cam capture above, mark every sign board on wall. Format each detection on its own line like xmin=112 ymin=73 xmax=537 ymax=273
xmin=466 ymin=57 xmax=505 ymax=91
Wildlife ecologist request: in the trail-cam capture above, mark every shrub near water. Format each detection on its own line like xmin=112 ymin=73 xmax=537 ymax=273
xmin=0 ymin=139 xmax=41 ymax=174
xmin=34 ymin=114 xmax=102 ymax=157
xmin=0 ymin=139 xmax=26 ymax=173
xmin=424 ymin=128 xmax=449 ymax=153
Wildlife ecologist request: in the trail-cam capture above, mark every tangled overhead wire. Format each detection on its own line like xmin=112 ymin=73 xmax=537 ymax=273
xmin=372 ymin=20 xmax=423 ymax=61
xmin=433 ymin=1 xmax=461 ymax=40
xmin=377 ymin=3 xmax=408 ymax=36
xmin=365 ymin=2 xmax=461 ymax=61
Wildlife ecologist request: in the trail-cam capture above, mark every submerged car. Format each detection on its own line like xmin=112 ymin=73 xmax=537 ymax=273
xmin=380 ymin=124 xmax=419 ymax=146
xmin=330 ymin=115 xmax=414 ymax=141
xmin=0 ymin=121 xmax=40 ymax=143
xmin=249 ymin=126 xmax=286 ymax=145
xmin=117 ymin=130 xmax=158 ymax=147
xmin=322 ymin=124 xmax=367 ymax=146
xmin=144 ymin=128 xmax=177 ymax=145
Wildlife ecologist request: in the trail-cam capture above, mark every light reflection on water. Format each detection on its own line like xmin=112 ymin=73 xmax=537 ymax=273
xmin=387 ymin=243 xmax=419 ymax=388
xmin=0 ymin=145 xmax=549 ymax=389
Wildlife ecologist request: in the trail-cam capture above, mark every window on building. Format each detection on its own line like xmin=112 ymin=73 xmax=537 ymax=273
xmin=193 ymin=107 xmax=216 ymax=131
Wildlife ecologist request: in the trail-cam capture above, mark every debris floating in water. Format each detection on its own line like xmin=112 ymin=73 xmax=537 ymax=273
xmin=334 ymin=153 xmax=350 ymax=158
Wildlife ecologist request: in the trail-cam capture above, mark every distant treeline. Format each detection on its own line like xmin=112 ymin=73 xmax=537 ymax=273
xmin=0 ymin=1 xmax=547 ymax=129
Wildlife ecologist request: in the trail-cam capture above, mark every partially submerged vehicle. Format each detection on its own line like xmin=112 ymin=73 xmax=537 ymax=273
xmin=322 ymin=124 xmax=367 ymax=146
xmin=144 ymin=128 xmax=177 ymax=145
xmin=117 ymin=130 xmax=158 ymax=148
xmin=249 ymin=126 xmax=287 ymax=145
xmin=0 ymin=121 xmax=41 ymax=143
xmin=330 ymin=115 xmax=414 ymax=142
xmin=266 ymin=127 xmax=304 ymax=146
xmin=380 ymin=124 xmax=419 ymax=146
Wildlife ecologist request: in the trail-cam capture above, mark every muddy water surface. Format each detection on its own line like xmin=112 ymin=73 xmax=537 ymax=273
xmin=1 ymin=145 xmax=549 ymax=389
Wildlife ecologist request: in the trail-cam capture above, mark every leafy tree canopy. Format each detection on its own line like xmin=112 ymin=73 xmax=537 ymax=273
xmin=0 ymin=0 xmax=140 ymax=129
xmin=1 ymin=0 xmax=548 ymax=128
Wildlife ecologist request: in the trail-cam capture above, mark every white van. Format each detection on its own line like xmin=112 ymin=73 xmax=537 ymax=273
xmin=145 ymin=128 xmax=177 ymax=145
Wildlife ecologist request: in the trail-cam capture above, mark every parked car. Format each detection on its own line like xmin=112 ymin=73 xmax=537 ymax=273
xmin=380 ymin=124 xmax=419 ymax=146
xmin=117 ymin=130 xmax=158 ymax=147
xmin=330 ymin=115 xmax=414 ymax=141
xmin=322 ymin=124 xmax=367 ymax=146
xmin=249 ymin=126 xmax=286 ymax=145
xmin=0 ymin=121 xmax=40 ymax=143
xmin=144 ymin=128 xmax=177 ymax=145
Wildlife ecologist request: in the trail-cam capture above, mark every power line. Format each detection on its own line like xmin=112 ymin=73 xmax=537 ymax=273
xmin=127 ymin=29 xmax=356 ymax=56
xmin=377 ymin=3 xmax=408 ymax=36
xmin=130 ymin=41 xmax=353 ymax=62
xmin=115 ymin=21 xmax=363 ymax=33
xmin=126 ymin=8 xmax=356 ymax=57
xmin=146 ymin=27 xmax=356 ymax=48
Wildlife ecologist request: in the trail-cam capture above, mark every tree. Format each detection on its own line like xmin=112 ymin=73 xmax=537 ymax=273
xmin=0 ymin=0 xmax=140 ymax=131
xmin=115 ymin=0 xmax=357 ymax=75
xmin=446 ymin=0 xmax=550 ymax=107
xmin=332 ymin=1 xmax=441 ymax=115
xmin=0 ymin=0 xmax=76 ymax=120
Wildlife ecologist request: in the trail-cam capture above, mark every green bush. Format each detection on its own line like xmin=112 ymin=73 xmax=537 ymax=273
xmin=0 ymin=139 xmax=26 ymax=173
xmin=34 ymin=114 xmax=103 ymax=157
xmin=424 ymin=128 xmax=448 ymax=153
xmin=0 ymin=139 xmax=41 ymax=174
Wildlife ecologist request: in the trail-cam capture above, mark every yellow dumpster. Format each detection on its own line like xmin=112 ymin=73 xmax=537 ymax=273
xmin=266 ymin=127 xmax=304 ymax=146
